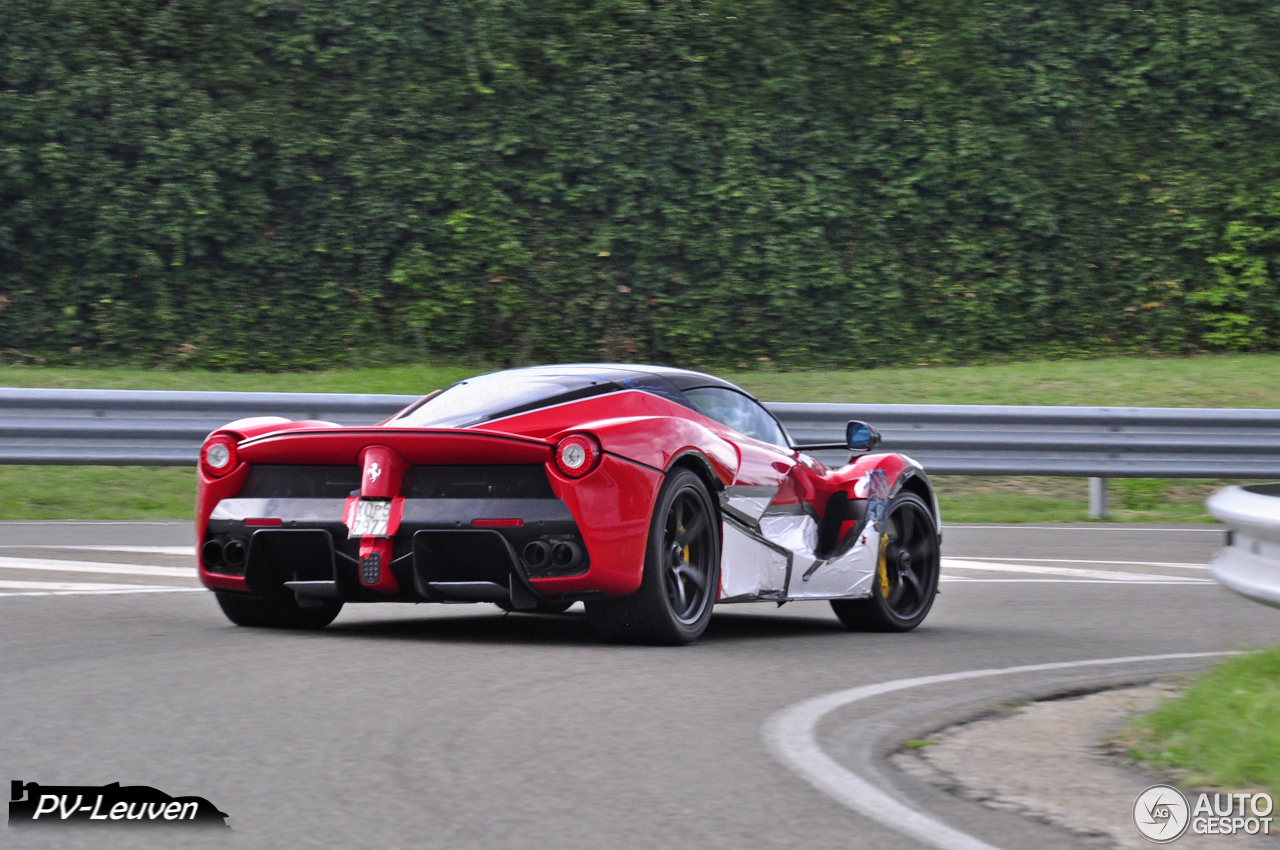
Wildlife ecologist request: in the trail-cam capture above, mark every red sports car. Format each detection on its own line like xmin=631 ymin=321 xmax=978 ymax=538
xmin=197 ymin=364 xmax=941 ymax=644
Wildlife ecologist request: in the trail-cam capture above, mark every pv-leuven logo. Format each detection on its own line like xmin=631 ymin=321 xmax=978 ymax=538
xmin=367 ymin=462 xmax=382 ymax=482
xmin=1134 ymin=785 xmax=1190 ymax=843
xmin=9 ymin=780 xmax=229 ymax=827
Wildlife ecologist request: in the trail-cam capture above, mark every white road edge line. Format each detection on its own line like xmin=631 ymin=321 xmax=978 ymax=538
xmin=0 ymin=588 xmax=205 ymax=597
xmin=0 ymin=545 xmax=195 ymax=556
xmin=0 ymin=556 xmax=194 ymax=578
xmin=939 ymin=578 xmax=1215 ymax=584
xmin=946 ymin=557 xmax=1209 ymax=570
xmin=764 ymin=651 xmax=1235 ymax=850
xmin=943 ymin=525 xmax=1222 ymax=533
xmin=940 ymin=558 xmax=1207 ymax=583
xmin=0 ymin=579 xmax=184 ymax=592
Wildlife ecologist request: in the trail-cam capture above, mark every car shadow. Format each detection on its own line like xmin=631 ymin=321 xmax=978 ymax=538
xmin=310 ymin=606 xmax=852 ymax=646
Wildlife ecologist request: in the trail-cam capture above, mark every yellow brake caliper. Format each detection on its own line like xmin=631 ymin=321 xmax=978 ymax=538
xmin=877 ymin=533 xmax=891 ymax=597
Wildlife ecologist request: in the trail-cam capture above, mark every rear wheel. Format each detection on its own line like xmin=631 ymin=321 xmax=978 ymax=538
xmin=830 ymin=491 xmax=939 ymax=632
xmin=214 ymin=591 xmax=342 ymax=630
xmin=586 ymin=468 xmax=720 ymax=645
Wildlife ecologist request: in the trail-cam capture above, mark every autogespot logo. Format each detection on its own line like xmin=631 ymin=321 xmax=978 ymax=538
xmin=1134 ymin=784 xmax=1190 ymax=843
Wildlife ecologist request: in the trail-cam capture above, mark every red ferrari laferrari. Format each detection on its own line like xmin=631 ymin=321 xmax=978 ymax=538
xmin=197 ymin=364 xmax=941 ymax=644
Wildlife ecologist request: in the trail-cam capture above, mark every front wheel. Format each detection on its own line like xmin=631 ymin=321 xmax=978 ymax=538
xmin=586 ymin=468 xmax=720 ymax=645
xmin=214 ymin=591 xmax=343 ymax=630
xmin=830 ymin=491 xmax=939 ymax=632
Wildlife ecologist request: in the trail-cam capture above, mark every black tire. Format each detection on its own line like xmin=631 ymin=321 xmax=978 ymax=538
xmin=585 ymin=468 xmax=720 ymax=645
xmin=830 ymin=491 xmax=939 ymax=632
xmin=214 ymin=591 xmax=342 ymax=630
xmin=494 ymin=600 xmax=575 ymax=615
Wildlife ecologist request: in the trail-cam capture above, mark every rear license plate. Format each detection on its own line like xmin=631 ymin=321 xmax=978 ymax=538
xmin=348 ymin=499 xmax=392 ymax=538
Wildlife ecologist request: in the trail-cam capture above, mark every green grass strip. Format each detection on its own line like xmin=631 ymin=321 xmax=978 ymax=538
xmin=0 ymin=467 xmax=197 ymax=521
xmin=4 ymin=354 xmax=1280 ymax=408
xmin=1126 ymin=649 xmax=1280 ymax=793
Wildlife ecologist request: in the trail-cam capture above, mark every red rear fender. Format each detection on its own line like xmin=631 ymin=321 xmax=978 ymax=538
xmin=210 ymin=417 xmax=341 ymax=442
xmin=555 ymin=416 xmax=738 ymax=484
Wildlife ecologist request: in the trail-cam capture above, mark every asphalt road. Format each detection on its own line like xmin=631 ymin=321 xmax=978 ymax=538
xmin=2 ymin=521 xmax=1278 ymax=849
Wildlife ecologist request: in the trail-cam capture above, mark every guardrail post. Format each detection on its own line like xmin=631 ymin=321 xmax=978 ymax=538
xmin=1089 ymin=477 xmax=1109 ymax=520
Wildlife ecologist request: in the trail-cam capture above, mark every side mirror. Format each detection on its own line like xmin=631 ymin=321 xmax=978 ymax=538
xmin=846 ymin=421 xmax=881 ymax=453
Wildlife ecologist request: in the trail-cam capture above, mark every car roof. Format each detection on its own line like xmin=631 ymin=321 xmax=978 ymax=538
xmin=473 ymin=363 xmax=744 ymax=393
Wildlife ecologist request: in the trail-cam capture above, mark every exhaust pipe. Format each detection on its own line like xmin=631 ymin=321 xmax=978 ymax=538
xmin=522 ymin=540 xmax=552 ymax=571
xmin=551 ymin=540 xmax=583 ymax=570
xmin=223 ymin=538 xmax=247 ymax=570
xmin=201 ymin=539 xmax=224 ymax=568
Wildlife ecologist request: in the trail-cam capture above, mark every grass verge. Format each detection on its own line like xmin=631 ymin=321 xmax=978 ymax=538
xmin=1124 ymin=649 xmax=1280 ymax=793
xmin=3 ymin=353 xmax=1280 ymax=408
xmin=933 ymin=476 xmax=1252 ymax=523
xmin=0 ymin=467 xmax=197 ymax=521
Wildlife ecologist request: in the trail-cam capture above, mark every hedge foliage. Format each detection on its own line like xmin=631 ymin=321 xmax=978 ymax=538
xmin=2 ymin=1 xmax=1280 ymax=369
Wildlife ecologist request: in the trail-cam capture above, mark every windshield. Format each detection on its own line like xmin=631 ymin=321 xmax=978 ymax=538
xmin=393 ymin=371 xmax=619 ymax=428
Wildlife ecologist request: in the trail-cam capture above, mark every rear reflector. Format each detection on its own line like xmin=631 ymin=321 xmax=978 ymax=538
xmin=471 ymin=518 xmax=524 ymax=528
xmin=244 ymin=517 xmax=284 ymax=527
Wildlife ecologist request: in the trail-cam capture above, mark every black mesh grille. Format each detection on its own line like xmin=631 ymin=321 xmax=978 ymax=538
xmin=238 ymin=465 xmax=362 ymax=499
xmin=402 ymin=465 xmax=553 ymax=499
xmin=360 ymin=553 xmax=382 ymax=584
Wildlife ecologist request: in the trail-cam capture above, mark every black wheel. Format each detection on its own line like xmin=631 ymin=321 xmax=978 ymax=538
xmin=494 ymin=600 xmax=574 ymax=615
xmin=586 ymin=468 xmax=720 ymax=645
xmin=214 ymin=591 xmax=342 ymax=630
xmin=830 ymin=491 xmax=939 ymax=632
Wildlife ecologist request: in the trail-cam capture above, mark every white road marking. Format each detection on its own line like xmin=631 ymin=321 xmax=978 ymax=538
xmin=946 ymin=556 xmax=1209 ymax=570
xmin=0 ymin=556 xmax=194 ymax=579
xmin=0 ymin=579 xmax=178 ymax=592
xmin=764 ymin=651 xmax=1234 ymax=850
xmin=944 ymin=525 xmax=1221 ymax=533
xmin=0 ymin=578 xmax=205 ymax=597
xmin=940 ymin=578 xmax=1216 ymax=585
xmin=0 ymin=587 xmax=205 ymax=597
xmin=0 ymin=545 xmax=194 ymax=556
xmin=940 ymin=558 xmax=1210 ymax=583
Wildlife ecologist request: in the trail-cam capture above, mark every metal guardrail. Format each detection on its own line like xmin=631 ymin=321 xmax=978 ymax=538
xmin=0 ymin=388 xmax=418 ymax=465
xmin=775 ymin=403 xmax=1280 ymax=477
xmin=1207 ymin=484 xmax=1280 ymax=609
xmin=2 ymin=389 xmax=1280 ymax=479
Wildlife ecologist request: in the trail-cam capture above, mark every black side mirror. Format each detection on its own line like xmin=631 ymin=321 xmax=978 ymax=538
xmin=846 ymin=421 xmax=881 ymax=453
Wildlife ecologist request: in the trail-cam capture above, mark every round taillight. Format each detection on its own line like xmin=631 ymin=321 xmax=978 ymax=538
xmin=201 ymin=436 xmax=239 ymax=478
xmin=554 ymin=434 xmax=601 ymax=479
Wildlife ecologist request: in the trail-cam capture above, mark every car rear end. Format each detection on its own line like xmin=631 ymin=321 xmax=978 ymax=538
xmin=196 ymin=426 xmax=657 ymax=612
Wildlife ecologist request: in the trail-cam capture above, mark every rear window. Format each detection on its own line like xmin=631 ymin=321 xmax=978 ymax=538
xmin=393 ymin=372 xmax=620 ymax=428
xmin=684 ymin=386 xmax=790 ymax=447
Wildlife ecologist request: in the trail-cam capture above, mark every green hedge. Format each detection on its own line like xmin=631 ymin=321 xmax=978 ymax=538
xmin=3 ymin=1 xmax=1279 ymax=369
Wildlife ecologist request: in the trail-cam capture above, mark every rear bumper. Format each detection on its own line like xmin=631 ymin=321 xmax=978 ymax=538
xmin=198 ymin=453 xmax=664 ymax=602
xmin=200 ymin=495 xmax=593 ymax=605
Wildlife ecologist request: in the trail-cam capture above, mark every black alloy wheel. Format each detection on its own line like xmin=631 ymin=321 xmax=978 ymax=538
xmin=214 ymin=591 xmax=343 ymax=629
xmin=586 ymin=467 xmax=720 ymax=645
xmin=830 ymin=491 xmax=939 ymax=632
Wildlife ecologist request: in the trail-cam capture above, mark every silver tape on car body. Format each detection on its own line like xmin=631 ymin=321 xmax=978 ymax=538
xmin=720 ymin=486 xmax=778 ymax=529
xmin=790 ymin=535 xmax=878 ymax=599
xmin=718 ymin=520 xmax=790 ymax=602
